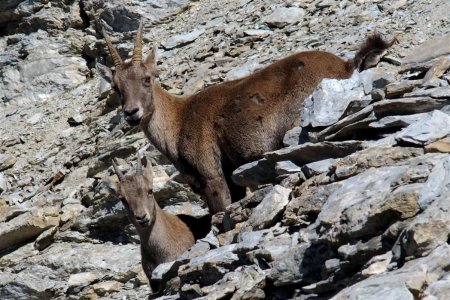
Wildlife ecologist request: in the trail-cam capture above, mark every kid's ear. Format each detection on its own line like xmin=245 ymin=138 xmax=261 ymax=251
xmin=144 ymin=44 xmax=157 ymax=68
xmin=143 ymin=158 xmax=153 ymax=188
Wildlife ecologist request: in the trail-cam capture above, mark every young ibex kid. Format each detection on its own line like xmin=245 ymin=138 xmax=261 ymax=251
xmin=112 ymin=154 xmax=195 ymax=281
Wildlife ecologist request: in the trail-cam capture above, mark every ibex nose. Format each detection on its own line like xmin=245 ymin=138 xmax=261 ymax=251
xmin=135 ymin=214 xmax=150 ymax=226
xmin=123 ymin=107 xmax=141 ymax=126
xmin=124 ymin=107 xmax=139 ymax=117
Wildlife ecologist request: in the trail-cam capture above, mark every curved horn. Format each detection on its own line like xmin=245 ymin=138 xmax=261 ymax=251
xmin=132 ymin=19 xmax=143 ymax=62
xmin=136 ymin=152 xmax=143 ymax=175
xmin=102 ymin=27 xmax=123 ymax=67
xmin=112 ymin=159 xmax=125 ymax=182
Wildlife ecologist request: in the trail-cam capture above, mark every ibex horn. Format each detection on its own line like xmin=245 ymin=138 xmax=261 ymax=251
xmin=102 ymin=27 xmax=123 ymax=67
xmin=112 ymin=159 xmax=125 ymax=182
xmin=132 ymin=19 xmax=143 ymax=62
xmin=136 ymin=152 xmax=143 ymax=175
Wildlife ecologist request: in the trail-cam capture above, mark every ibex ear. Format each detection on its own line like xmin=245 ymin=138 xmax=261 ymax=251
xmin=144 ymin=44 xmax=157 ymax=69
xmin=143 ymin=158 xmax=153 ymax=189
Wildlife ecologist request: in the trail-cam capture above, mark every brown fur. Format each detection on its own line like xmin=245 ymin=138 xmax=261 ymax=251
xmin=104 ymin=28 xmax=394 ymax=215
xmin=112 ymin=156 xmax=195 ymax=281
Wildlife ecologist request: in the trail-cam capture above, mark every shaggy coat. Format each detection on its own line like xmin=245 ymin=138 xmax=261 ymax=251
xmin=104 ymin=23 xmax=395 ymax=214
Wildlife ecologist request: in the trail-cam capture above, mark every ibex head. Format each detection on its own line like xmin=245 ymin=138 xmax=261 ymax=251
xmin=112 ymin=153 xmax=155 ymax=228
xmin=103 ymin=21 xmax=157 ymax=126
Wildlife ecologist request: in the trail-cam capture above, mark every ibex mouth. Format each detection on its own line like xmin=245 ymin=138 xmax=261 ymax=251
xmin=125 ymin=117 xmax=141 ymax=126
xmin=136 ymin=215 xmax=150 ymax=226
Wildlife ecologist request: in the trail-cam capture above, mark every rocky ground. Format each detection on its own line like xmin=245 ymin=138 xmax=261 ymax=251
xmin=1 ymin=0 xmax=450 ymax=299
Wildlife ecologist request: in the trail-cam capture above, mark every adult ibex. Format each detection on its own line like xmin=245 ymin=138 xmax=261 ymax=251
xmin=103 ymin=22 xmax=395 ymax=214
xmin=112 ymin=154 xmax=195 ymax=281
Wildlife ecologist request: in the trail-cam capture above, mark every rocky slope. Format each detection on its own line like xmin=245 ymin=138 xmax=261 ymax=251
xmin=1 ymin=0 xmax=450 ymax=299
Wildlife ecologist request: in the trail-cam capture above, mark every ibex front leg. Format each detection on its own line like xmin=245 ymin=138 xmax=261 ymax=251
xmin=202 ymin=174 xmax=232 ymax=215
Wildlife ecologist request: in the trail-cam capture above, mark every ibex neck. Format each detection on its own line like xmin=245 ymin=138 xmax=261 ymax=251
xmin=138 ymin=206 xmax=172 ymax=262
xmin=141 ymin=83 xmax=186 ymax=163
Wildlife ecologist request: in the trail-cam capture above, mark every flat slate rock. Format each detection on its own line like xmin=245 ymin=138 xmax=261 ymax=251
xmin=264 ymin=141 xmax=364 ymax=166
xmin=395 ymin=110 xmax=450 ymax=146
xmin=263 ymin=7 xmax=305 ymax=28
xmin=247 ymin=185 xmax=291 ymax=230
xmin=163 ymin=29 xmax=205 ymax=49
xmin=402 ymin=35 xmax=450 ymax=65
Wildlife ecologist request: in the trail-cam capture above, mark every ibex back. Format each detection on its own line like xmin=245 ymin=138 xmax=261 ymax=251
xmin=103 ymin=22 xmax=395 ymax=214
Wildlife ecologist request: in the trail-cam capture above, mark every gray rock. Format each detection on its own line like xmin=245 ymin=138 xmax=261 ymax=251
xmin=201 ymin=265 xmax=267 ymax=299
xmin=400 ymin=157 xmax=450 ymax=257
xmin=232 ymin=158 xmax=275 ymax=187
xmin=67 ymin=112 xmax=85 ymax=126
xmin=243 ymin=29 xmax=273 ymax=37
xmin=34 ymin=226 xmax=57 ymax=251
xmin=283 ymin=173 xmax=334 ymax=226
xmin=225 ymin=59 xmax=262 ymax=80
xmin=233 ymin=141 xmax=362 ymax=187
xmin=360 ymin=251 xmax=393 ymax=277
xmin=337 ymin=244 xmax=358 ymax=259
xmin=422 ymin=274 xmax=450 ymax=300
xmin=395 ymin=110 xmax=450 ymax=146
xmin=235 ymin=230 xmax=269 ymax=253
xmin=0 ymin=172 xmax=8 ymax=194
xmin=360 ymin=68 xmax=395 ymax=95
xmin=179 ymin=244 xmax=240 ymax=286
xmin=247 ymin=185 xmax=291 ymax=230
xmin=315 ymin=105 xmax=374 ymax=141
xmin=418 ymin=156 xmax=450 ymax=209
xmin=368 ymin=113 xmax=428 ymax=129
xmin=403 ymin=86 xmax=450 ymax=99
xmin=0 ymin=265 xmax=60 ymax=300
xmin=312 ymin=165 xmax=427 ymax=243
xmin=332 ymin=146 xmax=424 ymax=180
xmin=283 ymin=126 xmax=302 ymax=146
xmin=151 ymin=260 xmax=184 ymax=293
xmin=301 ymin=72 xmax=365 ymax=127
xmin=275 ymin=161 xmax=302 ymax=176
xmin=91 ymin=281 xmax=124 ymax=296
xmin=332 ymin=244 xmax=450 ymax=300
xmin=0 ymin=31 xmax=88 ymax=105
xmin=26 ymin=113 xmax=44 ymax=125
xmin=265 ymin=141 xmax=363 ymax=166
xmin=371 ymin=88 xmax=385 ymax=100
xmin=163 ymin=29 xmax=205 ymax=49
xmin=317 ymin=112 xmax=377 ymax=141
xmin=162 ymin=201 xmax=209 ymax=219
xmin=0 ymin=207 xmax=60 ymax=251
xmin=373 ymin=97 xmax=450 ymax=117
xmin=67 ymin=272 xmax=100 ymax=294
xmin=268 ymin=244 xmax=309 ymax=286
xmin=263 ymin=7 xmax=305 ymax=28
xmin=324 ymin=258 xmax=340 ymax=273
xmin=402 ymin=35 xmax=450 ymax=65
xmin=177 ymin=240 xmax=211 ymax=261
xmin=0 ymin=154 xmax=16 ymax=171
xmin=302 ymin=158 xmax=336 ymax=178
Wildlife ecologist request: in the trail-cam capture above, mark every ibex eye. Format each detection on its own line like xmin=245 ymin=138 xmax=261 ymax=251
xmin=143 ymin=77 xmax=151 ymax=86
